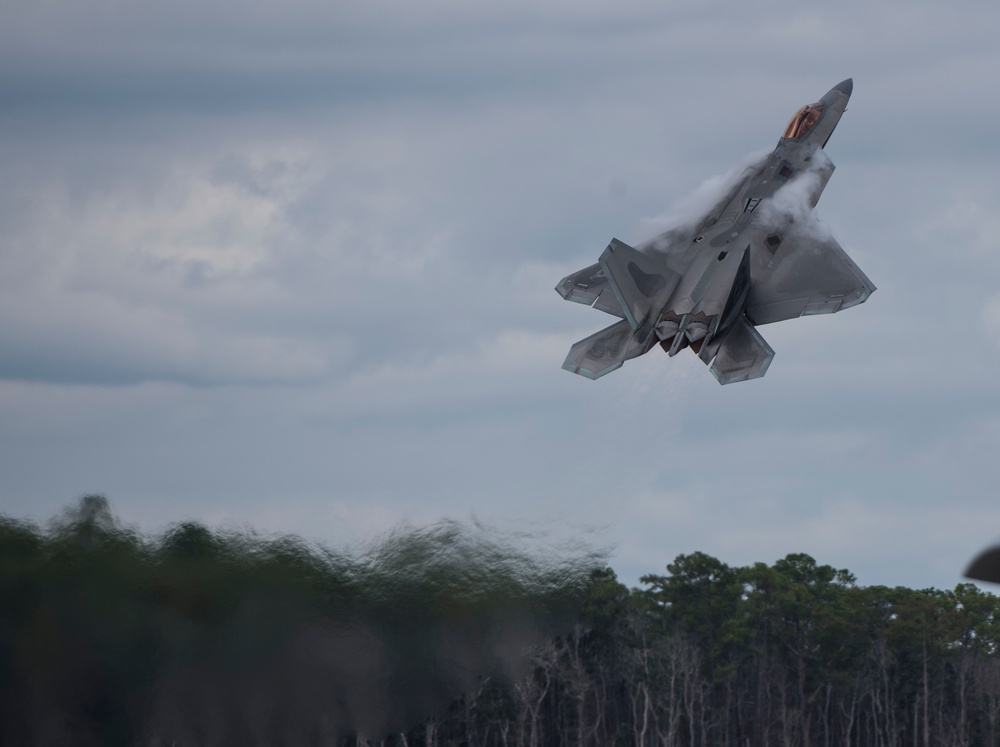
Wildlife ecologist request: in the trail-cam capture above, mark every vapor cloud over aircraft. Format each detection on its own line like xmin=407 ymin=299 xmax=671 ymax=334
xmin=557 ymin=79 xmax=875 ymax=384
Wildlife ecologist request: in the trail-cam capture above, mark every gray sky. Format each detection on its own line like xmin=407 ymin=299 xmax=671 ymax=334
xmin=2 ymin=0 xmax=999 ymax=589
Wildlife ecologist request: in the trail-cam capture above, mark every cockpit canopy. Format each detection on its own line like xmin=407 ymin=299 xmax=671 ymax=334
xmin=782 ymin=101 xmax=824 ymax=139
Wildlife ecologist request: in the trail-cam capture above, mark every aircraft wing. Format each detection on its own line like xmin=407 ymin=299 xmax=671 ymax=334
xmin=745 ymin=226 xmax=875 ymax=326
xmin=556 ymin=233 xmax=690 ymax=320
xmin=556 ymin=263 xmax=626 ymax=319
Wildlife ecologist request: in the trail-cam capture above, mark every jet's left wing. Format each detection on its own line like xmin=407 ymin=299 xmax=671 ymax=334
xmin=556 ymin=231 xmax=692 ymax=321
xmin=556 ymin=263 xmax=626 ymax=319
xmin=745 ymin=227 xmax=875 ymax=326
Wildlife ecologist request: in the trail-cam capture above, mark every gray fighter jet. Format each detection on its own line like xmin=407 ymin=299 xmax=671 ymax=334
xmin=966 ymin=545 xmax=1000 ymax=584
xmin=556 ymin=79 xmax=875 ymax=384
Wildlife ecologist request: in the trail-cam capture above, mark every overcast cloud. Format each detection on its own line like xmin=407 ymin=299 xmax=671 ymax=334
xmin=1 ymin=0 xmax=999 ymax=589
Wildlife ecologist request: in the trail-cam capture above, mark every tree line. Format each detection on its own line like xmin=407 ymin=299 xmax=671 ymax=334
xmin=1 ymin=497 xmax=998 ymax=746
xmin=434 ymin=554 xmax=1000 ymax=747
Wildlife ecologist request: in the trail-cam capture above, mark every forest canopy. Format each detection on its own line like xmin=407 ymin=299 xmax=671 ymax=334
xmin=1 ymin=497 xmax=998 ymax=746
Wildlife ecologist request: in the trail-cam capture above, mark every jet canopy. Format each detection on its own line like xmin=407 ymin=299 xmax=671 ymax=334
xmin=782 ymin=101 xmax=824 ymax=139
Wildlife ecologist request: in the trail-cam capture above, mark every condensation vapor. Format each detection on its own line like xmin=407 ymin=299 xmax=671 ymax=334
xmin=0 ymin=497 xmax=607 ymax=746
xmin=637 ymin=146 xmax=835 ymax=256
xmin=638 ymin=148 xmax=772 ymax=256
xmin=757 ymin=147 xmax=835 ymax=241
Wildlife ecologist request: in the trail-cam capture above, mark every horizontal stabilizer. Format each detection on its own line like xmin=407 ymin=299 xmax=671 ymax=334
xmin=702 ymin=315 xmax=774 ymax=385
xmin=598 ymin=239 xmax=679 ymax=334
xmin=562 ymin=319 xmax=656 ymax=380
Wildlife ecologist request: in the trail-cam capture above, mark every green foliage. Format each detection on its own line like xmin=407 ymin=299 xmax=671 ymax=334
xmin=577 ymin=552 xmax=1000 ymax=746
xmin=0 ymin=497 xmax=597 ymax=746
xmin=5 ymin=497 xmax=1000 ymax=746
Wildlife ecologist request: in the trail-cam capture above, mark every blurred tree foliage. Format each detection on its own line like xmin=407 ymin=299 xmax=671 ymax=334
xmin=0 ymin=497 xmax=593 ymax=746
xmin=3 ymin=497 xmax=1000 ymax=746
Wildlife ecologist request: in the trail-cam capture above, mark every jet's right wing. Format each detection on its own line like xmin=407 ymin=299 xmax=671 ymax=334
xmin=746 ymin=226 xmax=875 ymax=326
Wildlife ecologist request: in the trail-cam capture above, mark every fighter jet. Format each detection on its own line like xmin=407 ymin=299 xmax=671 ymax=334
xmin=556 ymin=79 xmax=875 ymax=384
xmin=966 ymin=544 xmax=1000 ymax=584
